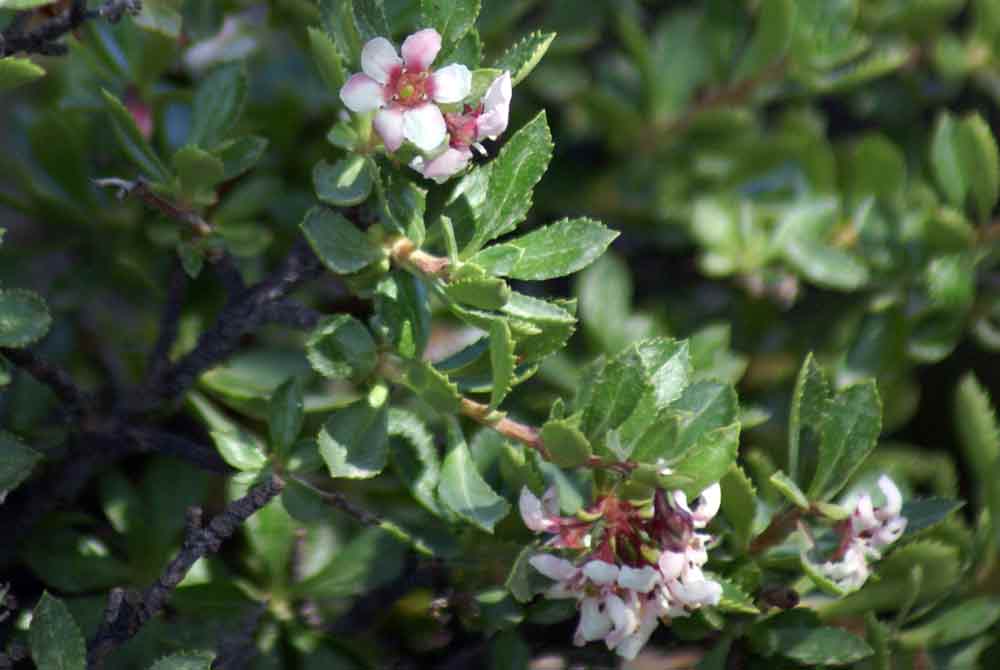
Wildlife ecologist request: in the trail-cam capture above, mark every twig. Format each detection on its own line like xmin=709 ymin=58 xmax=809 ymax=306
xmin=147 ymin=260 xmax=188 ymax=384
xmin=94 ymin=177 xmax=214 ymax=237
xmin=0 ymin=347 xmax=94 ymax=419
xmin=212 ymin=604 xmax=267 ymax=670
xmin=291 ymin=476 xmax=381 ymax=527
xmin=0 ymin=1 xmax=142 ymax=58
xmin=86 ymin=474 xmax=285 ymax=669
xmin=126 ymin=427 xmax=232 ymax=474
xmin=749 ymin=508 xmax=802 ymax=555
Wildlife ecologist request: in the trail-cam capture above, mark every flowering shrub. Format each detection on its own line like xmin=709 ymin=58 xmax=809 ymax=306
xmin=1 ymin=1 xmax=999 ymax=669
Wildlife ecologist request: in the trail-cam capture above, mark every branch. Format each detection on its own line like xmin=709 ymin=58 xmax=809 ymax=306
xmin=0 ymin=347 xmax=94 ymax=419
xmin=0 ymin=1 xmax=142 ymax=58
xmin=146 ymin=259 xmax=188 ymax=385
xmin=94 ymin=177 xmax=214 ymax=237
xmin=86 ymin=474 xmax=284 ymax=669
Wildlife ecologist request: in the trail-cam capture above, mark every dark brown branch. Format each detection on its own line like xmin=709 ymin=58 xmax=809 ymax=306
xmin=291 ymin=476 xmax=381 ymax=527
xmin=0 ymin=347 xmax=94 ymax=419
xmin=0 ymin=0 xmax=141 ymax=58
xmin=86 ymin=474 xmax=284 ymax=669
xmin=147 ymin=260 xmax=188 ymax=384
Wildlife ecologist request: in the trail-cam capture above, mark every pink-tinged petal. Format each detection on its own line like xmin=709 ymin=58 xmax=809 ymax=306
xmin=529 ymin=554 xmax=577 ymax=582
xmin=414 ymin=147 xmax=472 ymax=183
xmin=873 ymin=517 xmax=907 ymax=547
xmin=604 ymin=594 xmax=639 ymax=648
xmin=851 ymin=494 xmax=879 ymax=534
xmin=340 ymin=73 xmax=386 ymax=112
xmin=582 ymin=560 xmax=619 ymax=585
xmin=658 ymin=550 xmax=685 ymax=581
xmin=519 ymin=486 xmax=556 ymax=533
xmin=476 ymin=71 xmax=512 ymax=140
xmin=617 ymin=565 xmax=660 ymax=594
xmin=575 ymin=597 xmax=613 ymax=644
xmin=877 ymin=475 xmax=903 ymax=518
xmin=541 ymin=485 xmax=561 ymax=517
xmin=615 ymin=602 xmax=661 ymax=660
xmin=402 ymin=104 xmax=447 ymax=152
xmin=361 ymin=36 xmax=401 ymax=84
xmin=690 ymin=482 xmax=721 ymax=528
xmin=373 ymin=107 xmax=405 ymax=151
xmin=430 ymin=63 xmax=471 ymax=103
xmin=401 ymin=28 xmax=441 ymax=71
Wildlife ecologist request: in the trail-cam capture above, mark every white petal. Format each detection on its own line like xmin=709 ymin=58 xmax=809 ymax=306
xmin=415 ymin=147 xmax=472 ymax=183
xmin=582 ymin=560 xmax=619 ymax=585
xmin=615 ymin=603 xmax=661 ymax=660
xmin=401 ymin=28 xmax=441 ymax=71
xmin=476 ymin=71 xmax=512 ymax=140
xmin=617 ymin=565 xmax=660 ymax=594
xmin=529 ymin=554 xmax=577 ymax=582
xmin=374 ymin=107 xmax=405 ymax=152
xmin=431 ymin=63 xmax=472 ymax=103
xmin=402 ymin=104 xmax=447 ymax=152
xmin=604 ymin=594 xmax=639 ymax=648
xmin=361 ymin=37 xmax=401 ymax=84
xmin=691 ymin=482 xmax=721 ymax=527
xmin=541 ymin=484 xmax=561 ymax=518
xmin=340 ymin=73 xmax=385 ymax=112
xmin=577 ymin=597 xmax=613 ymax=642
xmin=519 ymin=486 xmax=545 ymax=532
xmin=672 ymin=490 xmax=692 ymax=514
xmin=658 ymin=551 xmax=685 ymax=581
xmin=877 ymin=475 xmax=903 ymax=518
xmin=851 ymin=494 xmax=879 ymax=534
xmin=873 ymin=516 xmax=907 ymax=548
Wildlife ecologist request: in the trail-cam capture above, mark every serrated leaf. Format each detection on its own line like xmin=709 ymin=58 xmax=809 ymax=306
xmin=720 ymin=464 xmax=756 ymax=551
xmin=314 ymin=155 xmax=374 ymax=207
xmin=443 ymin=276 xmax=511 ymax=310
xmin=898 ymin=597 xmax=1000 ymax=649
xmin=957 ymin=113 xmax=1000 ymax=221
xmin=668 ymin=423 xmax=741 ymax=498
xmin=306 ymin=315 xmax=377 ymax=381
xmin=789 ymin=353 xmax=830 ymax=484
xmin=0 ymin=289 xmax=51 ymax=348
xmin=808 ymin=381 xmax=882 ymax=502
xmin=300 ymin=206 xmax=385 ymax=274
xmin=308 ymin=26 xmax=346 ymax=93
xmin=771 ymin=470 xmax=810 ymax=509
xmin=210 ymin=428 xmax=268 ymax=471
xmin=493 ymin=31 xmax=556 ymax=86
xmin=101 ymin=89 xmax=171 ymax=182
xmin=489 ymin=320 xmax=515 ymax=409
xmin=374 ymin=271 xmax=430 ymax=358
xmin=189 ymin=64 xmax=247 ymax=149
xmin=421 ymin=0 xmax=481 ymax=46
xmin=0 ymin=432 xmax=42 ymax=503
xmin=778 ymin=626 xmax=873 ymax=665
xmin=954 ymin=373 xmax=1000 ymax=546
xmin=0 ymin=57 xmax=45 ymax=92
xmin=437 ymin=421 xmax=510 ymax=532
xmin=471 ymin=218 xmax=619 ymax=280
xmin=146 ymin=650 xmax=216 ymax=670
xmin=715 ymin=576 xmax=760 ymax=614
xmin=29 ymin=592 xmax=86 ymax=670
xmin=389 ymin=409 xmax=443 ymax=515
xmin=353 ymin=0 xmax=391 ymax=43
xmin=541 ymin=418 xmax=592 ymax=468
xmin=318 ymin=391 xmax=390 ymax=479
xmin=462 ymin=111 xmax=552 ymax=255
xmin=401 ymin=359 xmax=462 ymax=413
xmin=269 ymin=378 xmax=304 ymax=458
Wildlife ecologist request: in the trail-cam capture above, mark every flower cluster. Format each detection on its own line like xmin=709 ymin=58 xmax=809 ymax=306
xmin=339 ymin=29 xmax=511 ymax=182
xmin=520 ymin=483 xmax=724 ymax=660
xmin=820 ymin=475 xmax=907 ymax=592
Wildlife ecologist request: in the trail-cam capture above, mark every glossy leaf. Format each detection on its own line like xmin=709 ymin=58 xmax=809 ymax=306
xmin=301 ymin=206 xmax=385 ymax=274
xmin=101 ymin=89 xmax=171 ymax=182
xmin=314 ymin=155 xmax=374 ymax=207
xmin=437 ymin=421 xmax=510 ymax=532
xmin=422 ymin=0 xmax=481 ymax=46
xmin=29 ymin=592 xmax=86 ymax=670
xmin=0 ymin=432 xmax=42 ymax=503
xmin=808 ymin=381 xmax=882 ymax=501
xmin=493 ymin=31 xmax=556 ymax=86
xmin=0 ymin=57 xmax=45 ymax=92
xmin=318 ymin=390 xmax=390 ymax=479
xmin=489 ymin=319 xmax=515 ymax=409
xmin=541 ymin=418 xmax=592 ymax=468
xmin=189 ymin=64 xmax=247 ymax=149
xmin=0 ymin=289 xmax=51 ymax=348
xmin=269 ymin=378 xmax=305 ymax=457
xmin=306 ymin=315 xmax=377 ymax=381
xmin=471 ymin=218 xmax=619 ymax=280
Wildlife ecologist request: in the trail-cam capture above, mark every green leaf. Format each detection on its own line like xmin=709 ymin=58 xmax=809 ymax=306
xmin=471 ymin=218 xmax=619 ymax=280
xmin=437 ymin=421 xmax=510 ymax=532
xmin=954 ymin=373 xmax=1000 ymax=545
xmin=134 ymin=0 xmax=183 ymax=39
xmin=0 ymin=0 xmax=61 ymax=7
xmin=443 ymin=276 xmax=511 ymax=310
xmin=352 ymin=0 xmax=391 ymax=43
xmin=788 ymin=353 xmax=829 ymax=484
xmin=314 ymin=155 xmax=374 ymax=207
xmin=715 ymin=577 xmax=760 ymax=614
xmin=189 ymin=64 xmax=247 ymax=149
xmin=667 ymin=422 xmax=740 ymax=498
xmin=462 ymin=111 xmax=553 ymax=255
xmin=318 ymin=389 xmax=390 ymax=479
xmin=775 ymin=201 xmax=870 ymax=291
xmin=0 ymin=432 xmax=42 ymax=502
xmin=489 ymin=320 xmax=515 ymax=409
xmin=306 ymin=315 xmax=377 ymax=382
xmin=29 ymin=592 xmax=86 ymax=670
xmin=147 ymin=651 xmax=216 ymax=670
xmin=898 ymin=597 xmax=1000 ymax=649
xmin=506 ymin=546 xmax=552 ymax=603
xmin=209 ymin=428 xmax=268 ymax=471
xmin=388 ymin=409 xmax=443 ymax=515
xmin=172 ymin=145 xmax=224 ymax=204
xmin=541 ymin=418 xmax=592 ymax=468
xmin=734 ymin=0 xmax=794 ymax=79
xmin=956 ymin=113 xmax=1000 ymax=220
xmin=0 ymin=57 xmax=45 ymax=92
xmin=377 ymin=171 xmax=427 ymax=245
xmin=294 ymin=527 xmax=406 ymax=598
xmin=720 ymin=464 xmax=756 ymax=551
xmin=308 ymin=26 xmax=346 ymax=93
xmin=300 ymin=206 xmax=385 ymax=274
xmin=270 ymin=378 xmax=304 ymax=458
xmin=374 ymin=272 xmax=430 ymax=358
xmin=101 ymin=89 xmax=171 ymax=182
xmin=775 ymin=626 xmax=873 ymax=665
xmin=400 ymin=359 xmax=463 ymax=413
xmin=931 ymin=113 xmax=967 ymax=208
xmin=0 ymin=289 xmax=51 ymax=348
xmin=217 ymin=135 xmax=269 ymax=180
xmin=422 ymin=0 xmax=481 ymax=46
xmin=900 ymin=498 xmax=964 ymax=539
xmin=808 ymin=381 xmax=882 ymax=501
xmin=770 ymin=470 xmax=810 ymax=509
xmin=493 ymin=31 xmax=556 ymax=86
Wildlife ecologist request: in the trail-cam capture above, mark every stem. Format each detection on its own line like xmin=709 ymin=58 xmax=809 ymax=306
xmin=0 ymin=347 xmax=94 ymax=419
xmin=387 ymin=236 xmax=450 ymax=278
xmin=0 ymin=1 xmax=142 ymax=58
xmin=749 ymin=508 xmax=803 ymax=555
xmin=94 ymin=177 xmax=214 ymax=237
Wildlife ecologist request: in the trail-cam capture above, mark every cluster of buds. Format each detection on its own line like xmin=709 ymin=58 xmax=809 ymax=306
xmin=519 ymin=482 xmax=724 ymax=660
xmin=339 ymin=29 xmax=511 ymax=182
xmin=819 ymin=475 xmax=907 ymax=592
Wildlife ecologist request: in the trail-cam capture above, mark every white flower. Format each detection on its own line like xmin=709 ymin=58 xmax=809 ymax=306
xmin=340 ymin=28 xmax=471 ymax=152
xmin=582 ymin=560 xmax=620 ymax=585
xmin=519 ymin=486 xmax=561 ymax=534
xmin=617 ymin=565 xmax=661 ymax=594
xmin=672 ymin=482 xmax=722 ymax=529
xmin=603 ymin=593 xmax=640 ymax=649
xmin=574 ymin=597 xmax=613 ymax=645
xmin=528 ymin=554 xmax=577 ymax=582
xmin=615 ymin=598 xmax=663 ymax=661
xmin=820 ymin=542 xmax=871 ymax=592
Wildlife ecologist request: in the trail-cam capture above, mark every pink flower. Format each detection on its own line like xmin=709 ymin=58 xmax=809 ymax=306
xmin=339 ymin=28 xmax=471 ymax=153
xmin=410 ymin=71 xmax=513 ymax=183
xmin=519 ymin=486 xmax=561 ymax=534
